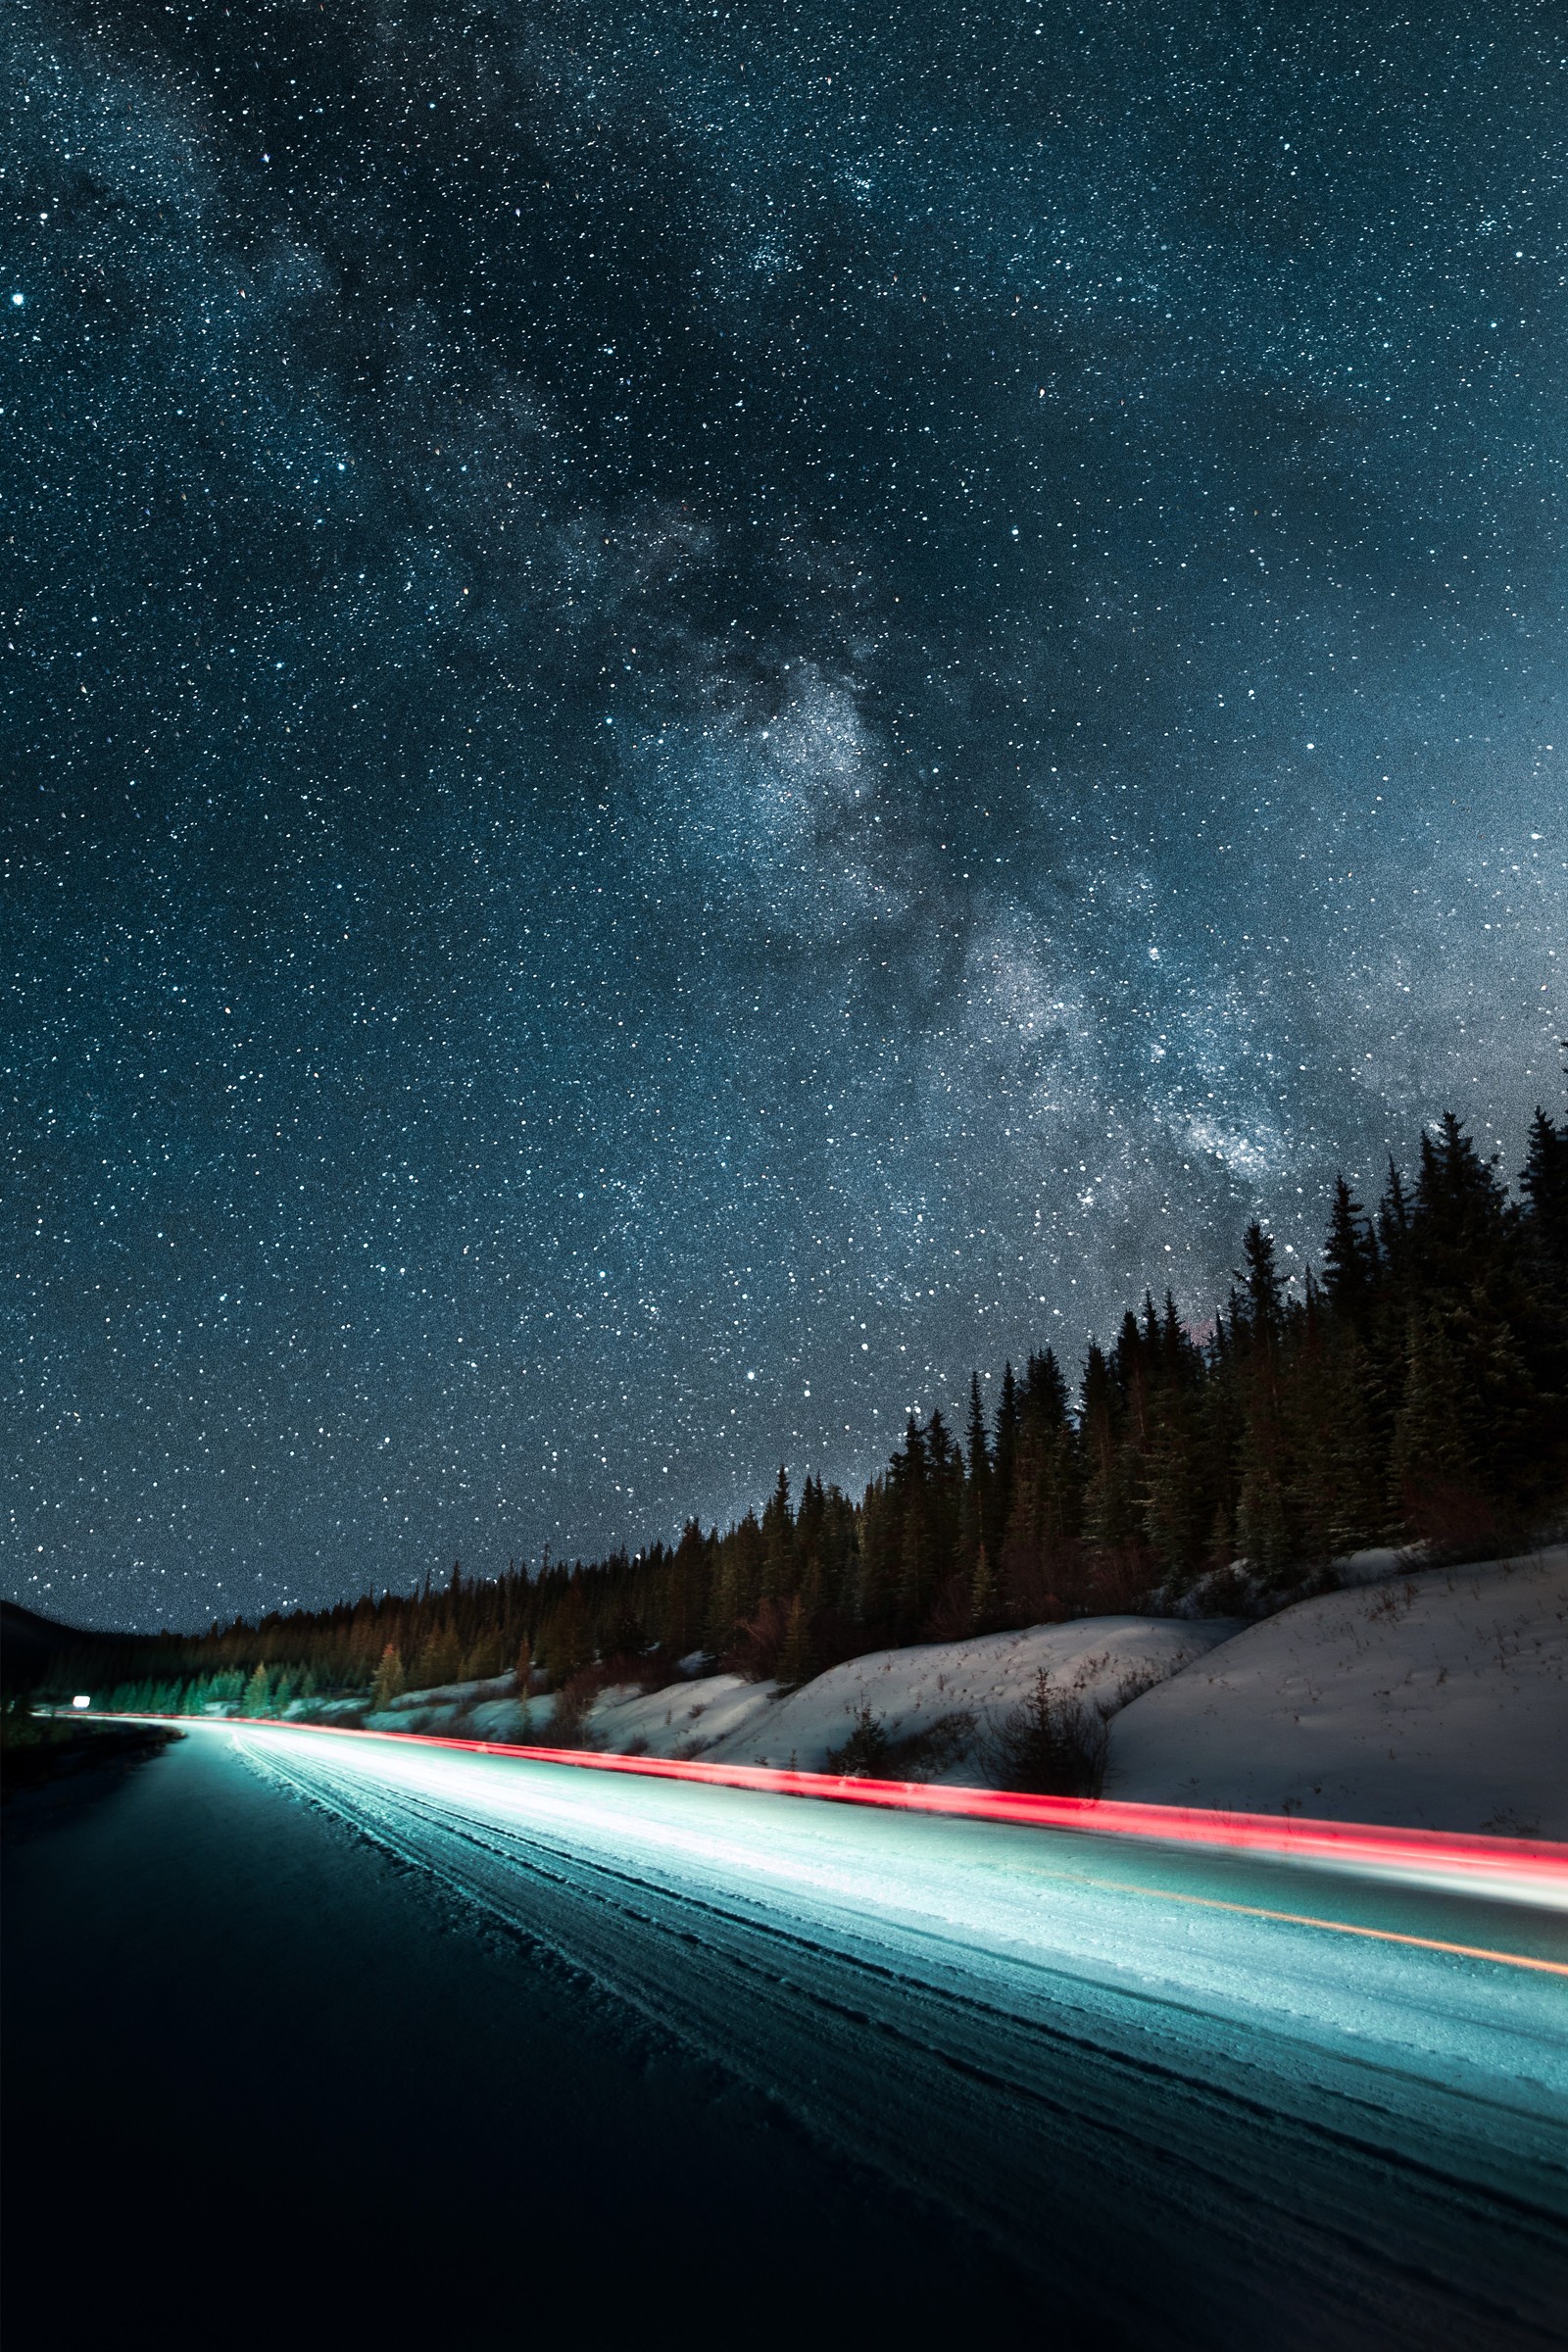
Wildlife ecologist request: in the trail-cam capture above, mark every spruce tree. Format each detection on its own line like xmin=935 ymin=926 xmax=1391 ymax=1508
xmin=1377 ymin=1156 xmax=1412 ymax=1269
xmin=1232 ymin=1224 xmax=1298 ymax=1576
xmin=965 ymin=1372 xmax=991 ymax=1485
xmin=1322 ymin=1176 xmax=1377 ymax=1329
xmin=241 ymin=1662 xmax=273 ymax=1717
xmin=775 ymin=1592 xmax=812 ymax=1690
xmin=962 ymin=1372 xmax=993 ymax=1576
xmin=1521 ymin=1106 xmax=1568 ymax=1273
xmin=760 ymin=1464 xmax=795 ymax=1597
xmin=969 ymin=1540 xmax=997 ymax=1631
xmin=992 ymin=1362 xmax=1019 ymax=1558
xmin=368 ymin=1644 xmax=406 ymax=1713
xmin=1391 ymin=1307 xmax=1478 ymax=1542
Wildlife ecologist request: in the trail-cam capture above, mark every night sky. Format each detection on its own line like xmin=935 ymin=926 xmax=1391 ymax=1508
xmin=6 ymin=1 xmax=1565 ymax=1632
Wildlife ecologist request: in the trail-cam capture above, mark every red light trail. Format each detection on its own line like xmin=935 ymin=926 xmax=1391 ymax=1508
xmin=110 ymin=1708 xmax=1568 ymax=1909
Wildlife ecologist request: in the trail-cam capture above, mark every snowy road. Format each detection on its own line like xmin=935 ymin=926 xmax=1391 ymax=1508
xmin=220 ymin=1719 xmax=1568 ymax=2348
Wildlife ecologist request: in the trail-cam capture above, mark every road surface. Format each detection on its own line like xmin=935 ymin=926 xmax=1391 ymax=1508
xmin=241 ymin=1720 xmax=1568 ymax=2344
xmin=7 ymin=1719 xmax=1566 ymax=2346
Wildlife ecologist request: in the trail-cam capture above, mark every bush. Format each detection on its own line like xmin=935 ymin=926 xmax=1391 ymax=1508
xmin=987 ymin=1670 xmax=1105 ymax=1797
xmin=825 ymin=1705 xmax=889 ymax=1777
xmin=827 ymin=1705 xmax=978 ymax=1784
xmin=546 ymin=1669 xmax=600 ymax=1748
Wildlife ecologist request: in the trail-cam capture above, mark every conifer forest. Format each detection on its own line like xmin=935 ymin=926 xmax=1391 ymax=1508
xmin=84 ymin=1107 xmax=1567 ymax=1718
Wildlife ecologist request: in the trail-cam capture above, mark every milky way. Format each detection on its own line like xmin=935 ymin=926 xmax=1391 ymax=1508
xmin=5 ymin=0 xmax=1565 ymax=1629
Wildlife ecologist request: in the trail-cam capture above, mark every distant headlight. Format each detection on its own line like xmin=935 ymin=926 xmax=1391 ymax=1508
xmin=72 ymin=1694 xmax=91 ymax=1710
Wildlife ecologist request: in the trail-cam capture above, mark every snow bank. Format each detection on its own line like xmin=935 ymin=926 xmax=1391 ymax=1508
xmin=1165 ymin=1544 xmax=1416 ymax=1619
xmin=1103 ymin=1547 xmax=1568 ymax=1838
xmin=284 ymin=1695 xmax=367 ymax=1725
xmin=355 ymin=1673 xmax=543 ymax=1738
xmin=655 ymin=1620 xmax=1242 ymax=1783
xmin=357 ymin=1626 xmax=1237 ymax=1780
xmin=383 ymin=1674 xmax=516 ymax=1712
xmin=466 ymin=1693 xmax=551 ymax=1741
xmin=358 ymin=1673 xmax=778 ymax=1752
xmin=587 ymin=1674 xmax=779 ymax=1758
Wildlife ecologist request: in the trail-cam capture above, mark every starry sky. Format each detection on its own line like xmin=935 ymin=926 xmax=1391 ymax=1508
xmin=5 ymin=0 xmax=1566 ymax=1632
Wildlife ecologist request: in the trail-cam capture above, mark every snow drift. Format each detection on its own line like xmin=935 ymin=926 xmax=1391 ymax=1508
xmin=346 ymin=1547 xmax=1568 ymax=1838
xmin=1102 ymin=1547 xmax=1568 ymax=1838
xmin=590 ymin=1618 xmax=1241 ymax=1782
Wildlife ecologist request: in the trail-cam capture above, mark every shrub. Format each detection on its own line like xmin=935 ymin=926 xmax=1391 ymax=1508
xmin=826 ymin=1705 xmax=890 ymax=1777
xmin=546 ymin=1669 xmax=600 ymax=1747
xmin=987 ymin=1669 xmax=1105 ymax=1797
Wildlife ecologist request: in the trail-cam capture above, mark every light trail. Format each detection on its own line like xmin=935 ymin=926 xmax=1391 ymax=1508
xmin=106 ymin=1707 xmax=1568 ymax=1909
xmin=84 ymin=1714 xmax=1568 ymax=2341
xmin=1059 ymin=1874 xmax=1568 ymax=1976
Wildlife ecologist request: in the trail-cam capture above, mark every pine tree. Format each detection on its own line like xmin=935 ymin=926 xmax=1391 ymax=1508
xmin=775 ymin=1592 xmax=812 ymax=1689
xmin=894 ymin=1419 xmax=939 ymax=1628
xmin=1142 ymin=1379 xmax=1206 ymax=1587
xmin=1521 ymin=1106 xmax=1568 ymax=1273
xmin=540 ymin=1575 xmax=592 ymax=1687
xmin=1322 ymin=1176 xmax=1377 ymax=1330
xmin=760 ymin=1464 xmax=795 ymax=1597
xmin=241 ymin=1662 xmax=273 ymax=1717
xmin=969 ymin=1540 xmax=997 ymax=1630
xmin=1079 ymin=1342 xmax=1123 ymax=1540
xmin=1391 ymin=1308 xmax=1479 ymax=1543
xmin=1232 ymin=1224 xmax=1298 ymax=1576
xmin=414 ymin=1623 xmax=463 ymax=1690
xmin=961 ymin=1372 xmax=993 ymax=1576
xmin=662 ymin=1520 xmax=710 ymax=1659
xmin=1412 ymin=1112 xmax=1512 ymax=1296
xmin=965 ymin=1372 xmax=991 ymax=1485
xmin=1320 ymin=1328 xmax=1389 ymax=1552
xmin=992 ymin=1362 xmax=1019 ymax=1558
xmin=1238 ymin=1220 xmax=1286 ymax=1339
xmin=368 ymin=1644 xmax=406 ymax=1714
xmin=1377 ymin=1156 xmax=1412 ymax=1269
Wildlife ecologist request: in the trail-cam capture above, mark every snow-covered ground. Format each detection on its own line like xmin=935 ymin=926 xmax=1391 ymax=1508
xmin=334 ymin=1546 xmax=1568 ymax=1837
xmin=359 ymin=1676 xmax=546 ymax=1740
xmin=1103 ymin=1548 xmax=1568 ymax=1838
xmin=353 ymin=1622 xmax=1238 ymax=1781
xmin=600 ymin=1619 xmax=1241 ymax=1782
xmin=576 ymin=1673 xmax=779 ymax=1758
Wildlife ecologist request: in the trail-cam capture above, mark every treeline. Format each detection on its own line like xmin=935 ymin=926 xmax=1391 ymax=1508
xmin=81 ymin=1105 xmax=1567 ymax=1716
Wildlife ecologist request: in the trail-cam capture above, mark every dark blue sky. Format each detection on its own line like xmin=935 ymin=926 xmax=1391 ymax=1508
xmin=5 ymin=0 xmax=1565 ymax=1630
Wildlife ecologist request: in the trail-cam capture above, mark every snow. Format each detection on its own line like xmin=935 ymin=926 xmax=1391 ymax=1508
xmin=355 ymin=1674 xmax=533 ymax=1737
xmin=595 ymin=1619 xmax=1243 ymax=1782
xmin=358 ymin=1676 xmax=776 ymax=1750
xmin=361 ymin=1692 xmax=526 ymax=1738
xmin=1164 ymin=1544 xmax=1414 ymax=1619
xmin=1103 ymin=1547 xmax=1568 ymax=1838
xmin=383 ymin=1674 xmax=516 ymax=1711
xmin=306 ymin=1546 xmax=1568 ymax=1838
xmin=586 ymin=1674 xmax=779 ymax=1758
xmin=353 ymin=1624 xmax=1236 ymax=1780
xmin=465 ymin=1694 xmax=552 ymax=1741
xmin=284 ymin=1695 xmax=366 ymax=1724
xmin=1331 ymin=1547 xmax=1415 ymax=1589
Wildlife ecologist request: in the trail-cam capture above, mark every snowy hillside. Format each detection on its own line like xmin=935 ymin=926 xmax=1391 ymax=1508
xmin=1102 ymin=1547 xmax=1568 ymax=1838
xmin=342 ymin=1548 xmax=1568 ymax=1838
xmin=591 ymin=1617 xmax=1240 ymax=1781
xmin=576 ymin=1673 xmax=778 ymax=1757
xmin=354 ymin=1619 xmax=1238 ymax=1783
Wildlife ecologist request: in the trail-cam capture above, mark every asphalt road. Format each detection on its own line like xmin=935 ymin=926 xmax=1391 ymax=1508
xmin=8 ymin=1722 xmax=1567 ymax=2347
